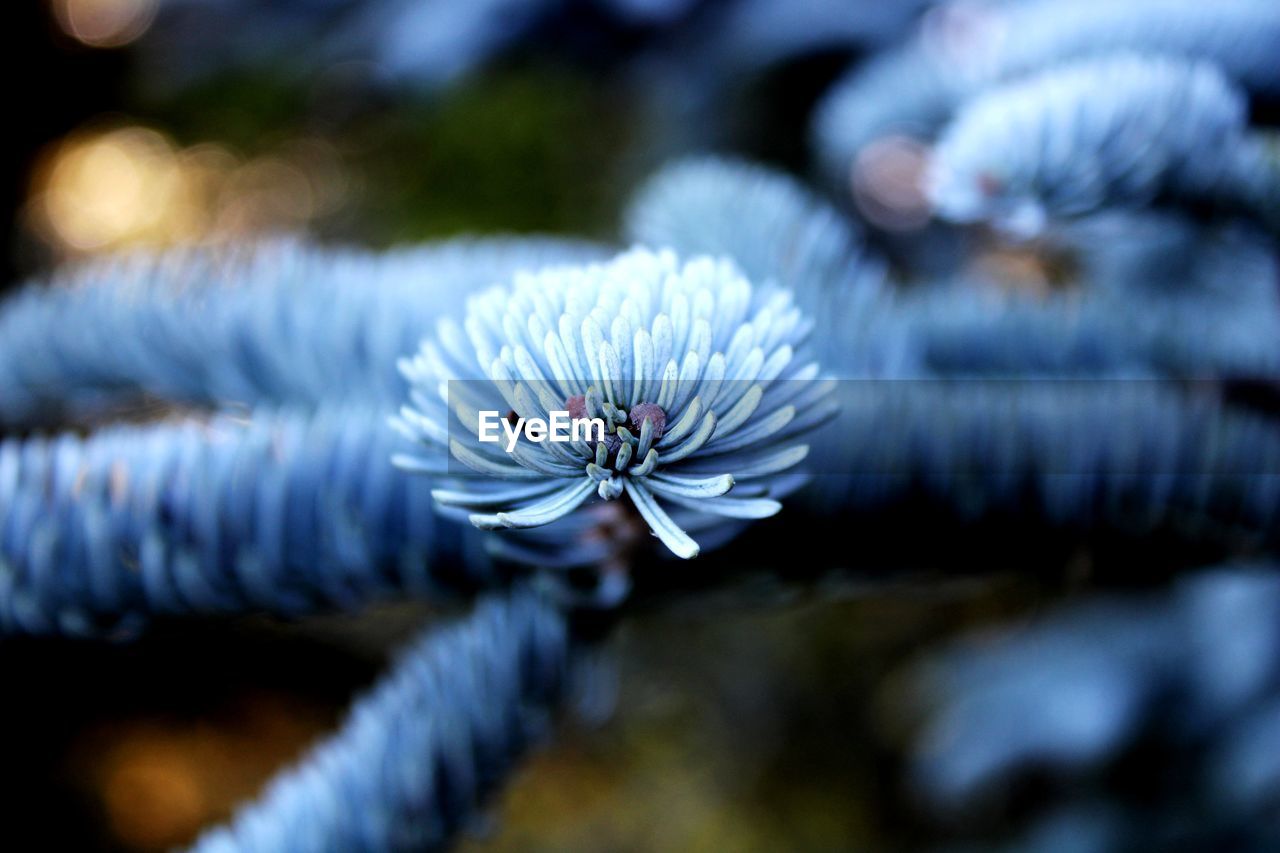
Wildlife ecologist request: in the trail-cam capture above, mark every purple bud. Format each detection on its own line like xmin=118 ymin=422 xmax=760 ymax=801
xmin=627 ymin=402 xmax=667 ymax=442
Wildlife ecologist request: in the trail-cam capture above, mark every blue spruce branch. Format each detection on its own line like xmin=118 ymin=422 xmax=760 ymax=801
xmin=906 ymin=566 xmax=1280 ymax=849
xmin=812 ymin=0 xmax=1280 ymax=187
xmin=622 ymin=158 xmax=1280 ymax=380
xmin=0 ymin=237 xmax=606 ymax=427
xmin=867 ymin=283 xmax=1280 ymax=379
xmin=807 ymin=381 xmax=1280 ymax=543
xmin=623 ymin=156 xmax=891 ymax=366
xmin=0 ymin=406 xmax=491 ymax=636
xmin=927 ymin=54 xmax=1272 ymax=234
xmin=190 ymin=586 xmax=569 ymax=853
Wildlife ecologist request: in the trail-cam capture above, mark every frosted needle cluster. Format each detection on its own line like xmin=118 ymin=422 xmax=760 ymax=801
xmin=394 ymin=248 xmax=833 ymax=559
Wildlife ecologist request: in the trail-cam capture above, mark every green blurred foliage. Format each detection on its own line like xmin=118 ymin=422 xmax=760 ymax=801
xmin=346 ymin=66 xmax=632 ymax=243
xmin=138 ymin=61 xmax=634 ymax=246
xmin=464 ymin=575 xmax=1041 ymax=852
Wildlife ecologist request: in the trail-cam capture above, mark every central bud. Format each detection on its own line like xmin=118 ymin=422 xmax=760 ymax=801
xmin=565 ymin=395 xmax=667 ymax=466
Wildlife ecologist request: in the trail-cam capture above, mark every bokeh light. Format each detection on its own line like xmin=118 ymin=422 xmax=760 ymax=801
xmin=29 ymin=126 xmax=349 ymax=256
xmin=35 ymin=126 xmax=189 ymax=251
xmin=77 ymin=692 xmax=334 ymax=851
xmin=51 ymin=0 xmax=159 ymax=48
xmin=850 ymin=134 xmax=932 ymax=232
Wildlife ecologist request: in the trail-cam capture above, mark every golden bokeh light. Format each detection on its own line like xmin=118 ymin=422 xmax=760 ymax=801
xmin=38 ymin=127 xmax=189 ymax=251
xmin=51 ymin=0 xmax=159 ymax=48
xmin=30 ymin=125 xmax=350 ymax=257
xmin=75 ymin=693 xmax=335 ymax=851
xmin=101 ymin=738 xmax=209 ymax=851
